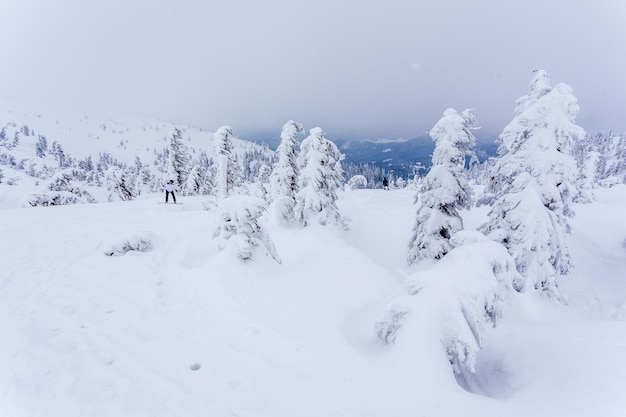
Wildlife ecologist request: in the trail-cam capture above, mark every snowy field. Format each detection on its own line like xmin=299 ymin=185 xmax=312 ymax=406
xmin=1 ymin=185 xmax=626 ymax=417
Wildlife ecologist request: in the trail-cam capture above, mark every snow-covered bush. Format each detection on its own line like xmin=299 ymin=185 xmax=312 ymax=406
xmin=101 ymin=232 xmax=154 ymax=256
xmin=347 ymin=175 xmax=368 ymax=190
xmin=28 ymin=168 xmax=97 ymax=207
xmin=378 ymin=231 xmax=517 ymax=382
xmin=213 ymin=195 xmax=281 ymax=263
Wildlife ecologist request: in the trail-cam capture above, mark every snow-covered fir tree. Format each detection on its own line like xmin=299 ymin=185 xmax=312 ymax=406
xmin=582 ymin=131 xmax=626 ymax=185
xmin=167 ymin=127 xmax=190 ymax=187
xmin=106 ymin=167 xmax=135 ymax=202
xmin=408 ymin=108 xmax=477 ymax=264
xmin=183 ymin=165 xmax=203 ymax=196
xmin=255 ymin=164 xmax=272 ymax=204
xmin=134 ymin=163 xmax=153 ymax=196
xmin=213 ymin=126 xmax=241 ymax=200
xmin=295 ymin=127 xmax=346 ymax=228
xmin=574 ymin=150 xmax=600 ymax=203
xmin=479 ymin=70 xmax=585 ymax=299
xmin=202 ymin=164 xmax=217 ymax=196
xmin=35 ymin=135 xmax=48 ymax=158
xmin=269 ymin=120 xmax=303 ymax=225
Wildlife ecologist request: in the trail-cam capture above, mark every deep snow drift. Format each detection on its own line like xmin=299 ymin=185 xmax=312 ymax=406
xmin=1 ymin=185 xmax=626 ymax=417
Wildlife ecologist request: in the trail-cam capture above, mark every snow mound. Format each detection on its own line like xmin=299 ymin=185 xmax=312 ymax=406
xmin=378 ymin=231 xmax=518 ymax=392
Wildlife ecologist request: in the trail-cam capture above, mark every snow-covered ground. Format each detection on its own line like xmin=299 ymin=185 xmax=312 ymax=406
xmin=1 ymin=185 xmax=626 ymax=417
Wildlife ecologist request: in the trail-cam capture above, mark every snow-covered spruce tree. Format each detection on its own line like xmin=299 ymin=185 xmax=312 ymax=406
xmin=134 ymin=163 xmax=153 ymax=196
xmin=167 ymin=127 xmax=190 ymax=187
xmin=479 ymin=70 xmax=585 ymax=298
xmin=213 ymin=195 xmax=281 ymax=263
xmin=213 ymin=126 xmax=242 ymax=200
xmin=106 ymin=167 xmax=135 ymax=202
xmin=574 ymin=150 xmax=600 ymax=203
xmin=295 ymin=127 xmax=346 ymax=227
xmin=35 ymin=135 xmax=48 ymax=158
xmin=255 ymin=164 xmax=272 ymax=204
xmin=408 ymin=108 xmax=477 ymax=264
xmin=183 ymin=165 xmax=203 ymax=196
xmin=269 ymin=120 xmax=303 ymax=225
xmin=28 ymin=168 xmax=97 ymax=206
xmin=202 ymin=164 xmax=217 ymax=196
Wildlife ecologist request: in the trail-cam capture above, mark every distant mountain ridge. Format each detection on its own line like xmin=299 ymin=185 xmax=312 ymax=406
xmin=247 ymin=132 xmax=498 ymax=180
xmin=335 ymin=135 xmax=498 ymax=180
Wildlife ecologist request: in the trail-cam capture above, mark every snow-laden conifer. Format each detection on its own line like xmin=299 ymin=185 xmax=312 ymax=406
xmin=213 ymin=126 xmax=241 ymax=200
xmin=202 ymin=164 xmax=217 ymax=196
xmin=270 ymin=120 xmax=303 ymax=225
xmin=479 ymin=70 xmax=585 ymax=298
xmin=295 ymin=127 xmax=346 ymax=227
xmin=574 ymin=150 xmax=600 ymax=203
xmin=408 ymin=108 xmax=477 ymax=264
xmin=255 ymin=164 xmax=272 ymax=204
xmin=183 ymin=165 xmax=203 ymax=196
xmin=106 ymin=167 xmax=135 ymax=202
xmin=134 ymin=163 xmax=153 ymax=196
xmin=167 ymin=127 xmax=190 ymax=187
xmin=213 ymin=195 xmax=281 ymax=263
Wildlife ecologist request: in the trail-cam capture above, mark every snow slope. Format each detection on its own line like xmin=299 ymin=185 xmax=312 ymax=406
xmin=1 ymin=186 xmax=626 ymax=416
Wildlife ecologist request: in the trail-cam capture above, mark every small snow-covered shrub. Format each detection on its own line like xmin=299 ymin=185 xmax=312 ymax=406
xmin=347 ymin=175 xmax=368 ymax=190
xmin=101 ymin=232 xmax=154 ymax=256
xmin=213 ymin=195 xmax=281 ymax=263
xmin=374 ymin=302 xmax=409 ymax=344
xmin=28 ymin=168 xmax=97 ymax=206
xmin=29 ymin=191 xmax=82 ymax=207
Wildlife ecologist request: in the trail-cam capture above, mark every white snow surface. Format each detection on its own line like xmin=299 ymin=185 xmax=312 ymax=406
xmin=1 ymin=185 xmax=626 ymax=417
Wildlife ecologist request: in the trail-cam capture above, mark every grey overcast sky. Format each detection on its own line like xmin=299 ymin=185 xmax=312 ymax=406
xmin=1 ymin=0 xmax=625 ymax=139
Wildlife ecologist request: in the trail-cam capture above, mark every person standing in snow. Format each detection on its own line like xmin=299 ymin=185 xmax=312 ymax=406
xmin=382 ymin=177 xmax=389 ymax=190
xmin=164 ymin=179 xmax=177 ymax=204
